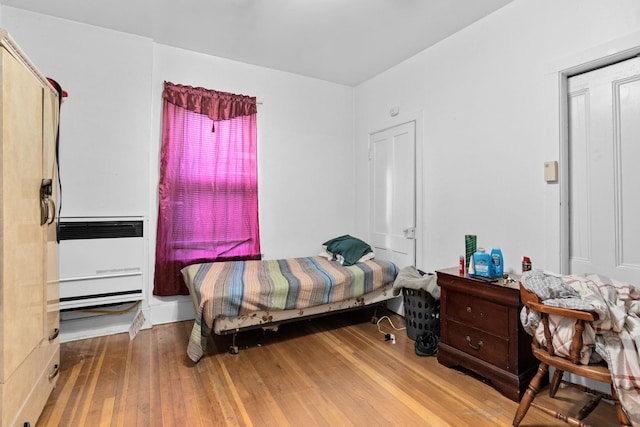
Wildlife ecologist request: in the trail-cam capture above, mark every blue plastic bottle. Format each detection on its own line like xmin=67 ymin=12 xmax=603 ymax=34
xmin=473 ymin=248 xmax=492 ymax=278
xmin=491 ymin=247 xmax=503 ymax=278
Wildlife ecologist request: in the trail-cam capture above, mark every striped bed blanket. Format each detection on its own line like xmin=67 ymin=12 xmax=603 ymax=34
xmin=182 ymin=256 xmax=399 ymax=362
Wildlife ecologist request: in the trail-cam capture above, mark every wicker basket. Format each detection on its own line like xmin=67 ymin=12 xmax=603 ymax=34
xmin=402 ymin=287 xmax=440 ymax=341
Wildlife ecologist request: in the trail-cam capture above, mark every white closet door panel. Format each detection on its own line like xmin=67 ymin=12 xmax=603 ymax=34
xmin=568 ymin=56 xmax=640 ymax=283
xmin=372 ymin=134 xmax=393 ymax=251
xmin=568 ymin=90 xmax=591 ymax=264
xmin=617 ymin=76 xmax=640 ymax=268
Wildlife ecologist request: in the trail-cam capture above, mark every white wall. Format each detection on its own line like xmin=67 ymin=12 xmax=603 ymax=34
xmin=1 ymin=8 xmax=153 ymax=218
xmin=1 ymin=7 xmax=355 ymax=332
xmin=354 ymin=0 xmax=640 ymax=275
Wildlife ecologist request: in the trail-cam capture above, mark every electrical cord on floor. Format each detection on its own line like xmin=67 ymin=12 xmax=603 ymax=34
xmin=376 ymin=315 xmax=406 ymax=344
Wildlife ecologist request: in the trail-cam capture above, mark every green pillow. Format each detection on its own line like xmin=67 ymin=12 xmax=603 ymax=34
xmin=323 ymin=235 xmax=373 ymax=266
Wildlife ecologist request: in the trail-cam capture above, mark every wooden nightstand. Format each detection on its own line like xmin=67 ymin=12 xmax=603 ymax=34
xmin=436 ymin=267 xmax=539 ymax=402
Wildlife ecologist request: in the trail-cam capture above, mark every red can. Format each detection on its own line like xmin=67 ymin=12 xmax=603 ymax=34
xmin=459 ymin=255 xmax=465 ymax=275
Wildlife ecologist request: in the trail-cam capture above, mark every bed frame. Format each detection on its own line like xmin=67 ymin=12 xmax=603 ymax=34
xmin=212 ymin=282 xmax=394 ymax=353
xmin=181 ymin=256 xmax=399 ymax=360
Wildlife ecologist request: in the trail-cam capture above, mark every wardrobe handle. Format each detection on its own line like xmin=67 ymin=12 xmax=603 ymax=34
xmin=40 ymin=179 xmax=53 ymax=225
xmin=49 ymin=328 xmax=60 ymax=342
xmin=47 ymin=198 xmax=56 ymax=225
xmin=40 ymin=199 xmax=49 ymax=226
xmin=48 ymin=364 xmax=60 ymax=381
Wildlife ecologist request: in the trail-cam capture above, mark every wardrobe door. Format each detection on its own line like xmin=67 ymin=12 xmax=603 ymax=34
xmin=0 ymin=46 xmax=45 ymax=383
xmin=42 ymin=83 xmax=60 ymax=348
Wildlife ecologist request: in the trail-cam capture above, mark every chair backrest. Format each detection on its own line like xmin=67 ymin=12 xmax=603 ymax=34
xmin=519 ymin=283 xmax=597 ymax=364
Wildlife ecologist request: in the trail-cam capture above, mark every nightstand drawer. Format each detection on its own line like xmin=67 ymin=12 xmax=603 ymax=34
xmin=445 ymin=293 xmax=509 ymax=337
xmin=446 ymin=320 xmax=509 ymax=368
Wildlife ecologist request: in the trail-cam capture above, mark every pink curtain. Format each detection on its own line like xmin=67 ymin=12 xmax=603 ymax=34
xmin=154 ymin=82 xmax=260 ymax=296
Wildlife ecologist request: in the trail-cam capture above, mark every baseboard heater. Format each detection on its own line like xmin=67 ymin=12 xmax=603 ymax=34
xmin=58 ymin=218 xmax=144 ymax=310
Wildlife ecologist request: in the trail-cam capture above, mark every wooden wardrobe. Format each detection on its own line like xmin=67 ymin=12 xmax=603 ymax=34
xmin=0 ymin=30 xmax=60 ymax=426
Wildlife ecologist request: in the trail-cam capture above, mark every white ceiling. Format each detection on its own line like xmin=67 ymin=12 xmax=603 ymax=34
xmin=1 ymin=0 xmax=513 ymax=86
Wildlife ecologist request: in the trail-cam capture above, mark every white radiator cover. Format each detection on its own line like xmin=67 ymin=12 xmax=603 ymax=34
xmin=58 ymin=217 xmax=144 ymax=310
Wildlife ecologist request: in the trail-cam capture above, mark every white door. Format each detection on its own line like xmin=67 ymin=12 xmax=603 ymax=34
xmin=567 ymin=56 xmax=640 ymax=283
xmin=369 ymin=121 xmax=416 ymax=313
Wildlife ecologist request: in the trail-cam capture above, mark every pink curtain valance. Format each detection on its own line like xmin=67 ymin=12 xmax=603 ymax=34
xmin=163 ymin=81 xmax=257 ymax=130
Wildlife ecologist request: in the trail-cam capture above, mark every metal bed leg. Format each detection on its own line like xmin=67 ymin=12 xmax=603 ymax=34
xmin=229 ymin=333 xmax=239 ymax=354
xmin=371 ymin=304 xmax=382 ymax=324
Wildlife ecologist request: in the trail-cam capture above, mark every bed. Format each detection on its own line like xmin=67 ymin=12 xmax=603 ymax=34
xmin=181 ymin=254 xmax=399 ymax=362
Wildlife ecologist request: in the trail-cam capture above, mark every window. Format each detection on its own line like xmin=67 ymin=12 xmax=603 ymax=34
xmin=154 ymin=82 xmax=260 ymax=296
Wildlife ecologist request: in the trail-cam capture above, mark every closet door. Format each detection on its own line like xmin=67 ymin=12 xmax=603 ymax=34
xmin=567 ymin=57 xmax=640 ymax=283
xmin=0 ymin=47 xmax=45 ymax=382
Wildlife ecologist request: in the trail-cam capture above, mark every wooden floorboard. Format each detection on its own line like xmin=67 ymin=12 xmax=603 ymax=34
xmin=37 ymin=310 xmax=620 ymax=426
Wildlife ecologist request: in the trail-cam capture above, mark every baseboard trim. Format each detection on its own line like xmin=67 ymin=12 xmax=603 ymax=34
xmin=150 ymin=297 xmax=195 ymax=325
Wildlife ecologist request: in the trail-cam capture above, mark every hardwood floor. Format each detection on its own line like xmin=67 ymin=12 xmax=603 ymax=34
xmin=38 ymin=310 xmax=619 ymax=426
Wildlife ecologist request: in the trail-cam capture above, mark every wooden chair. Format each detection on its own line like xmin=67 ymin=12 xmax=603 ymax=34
xmin=512 ymin=283 xmax=632 ymax=427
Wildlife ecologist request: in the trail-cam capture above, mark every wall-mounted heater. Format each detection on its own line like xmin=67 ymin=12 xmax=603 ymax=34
xmin=58 ymin=217 xmax=145 ymax=310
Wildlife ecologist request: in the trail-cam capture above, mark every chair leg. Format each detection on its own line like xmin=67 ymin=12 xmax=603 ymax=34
xmin=512 ymin=363 xmax=549 ymax=427
xmin=609 ymin=384 xmax=632 ymax=427
xmin=576 ymin=394 xmax=602 ymax=420
xmin=549 ymin=368 xmax=564 ymax=398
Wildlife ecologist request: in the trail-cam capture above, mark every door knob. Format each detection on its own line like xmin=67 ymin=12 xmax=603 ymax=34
xmin=403 ymin=227 xmax=415 ymax=239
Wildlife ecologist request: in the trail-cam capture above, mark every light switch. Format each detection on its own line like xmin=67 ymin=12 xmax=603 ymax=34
xmin=544 ymin=161 xmax=558 ymax=182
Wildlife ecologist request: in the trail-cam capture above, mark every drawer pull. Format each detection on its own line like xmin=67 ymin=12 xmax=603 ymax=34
xmin=466 ymin=306 xmax=471 ymax=313
xmin=48 ymin=364 xmax=60 ymax=381
xmin=49 ymin=328 xmax=60 ymax=342
xmin=466 ymin=336 xmax=483 ymax=351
